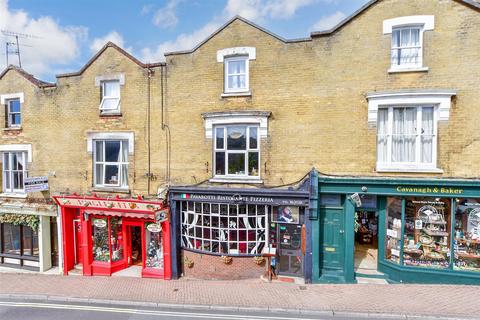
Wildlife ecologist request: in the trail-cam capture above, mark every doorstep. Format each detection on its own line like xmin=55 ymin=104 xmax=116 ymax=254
xmin=260 ymin=275 xmax=305 ymax=284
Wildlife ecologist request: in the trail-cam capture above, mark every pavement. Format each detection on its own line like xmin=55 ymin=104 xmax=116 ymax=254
xmin=0 ymin=273 xmax=479 ymax=319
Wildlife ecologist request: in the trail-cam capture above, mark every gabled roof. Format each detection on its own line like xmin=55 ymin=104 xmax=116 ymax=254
xmin=164 ymin=15 xmax=311 ymax=56
xmin=0 ymin=65 xmax=55 ymax=88
xmin=310 ymin=0 xmax=480 ymax=37
xmin=166 ymin=0 xmax=480 ymax=56
xmin=56 ymin=41 xmax=164 ymax=78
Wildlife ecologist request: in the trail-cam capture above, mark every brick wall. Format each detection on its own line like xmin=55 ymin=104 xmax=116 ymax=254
xmin=182 ymin=250 xmax=265 ymax=280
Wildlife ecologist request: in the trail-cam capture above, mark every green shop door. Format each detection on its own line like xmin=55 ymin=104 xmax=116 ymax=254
xmin=318 ymin=207 xmax=345 ymax=282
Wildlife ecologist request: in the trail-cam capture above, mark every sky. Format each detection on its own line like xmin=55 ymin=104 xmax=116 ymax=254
xmin=0 ymin=0 xmax=369 ymax=82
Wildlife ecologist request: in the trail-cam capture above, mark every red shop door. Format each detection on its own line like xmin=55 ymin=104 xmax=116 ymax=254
xmin=73 ymin=220 xmax=83 ymax=265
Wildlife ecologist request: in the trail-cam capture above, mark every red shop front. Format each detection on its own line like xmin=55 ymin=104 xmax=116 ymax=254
xmin=53 ymin=195 xmax=171 ymax=279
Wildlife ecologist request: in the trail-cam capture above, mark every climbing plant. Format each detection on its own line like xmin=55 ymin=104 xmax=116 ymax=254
xmin=0 ymin=213 xmax=40 ymax=230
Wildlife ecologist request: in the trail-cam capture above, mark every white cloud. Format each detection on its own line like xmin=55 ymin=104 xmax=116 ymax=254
xmin=90 ymin=31 xmax=127 ymax=53
xmin=153 ymin=0 xmax=182 ymax=29
xmin=141 ymin=21 xmax=221 ymax=62
xmin=0 ymin=0 xmax=87 ymax=79
xmin=141 ymin=0 xmax=318 ymax=62
xmin=310 ymin=11 xmax=346 ymax=31
xmin=224 ymin=0 xmax=316 ymax=22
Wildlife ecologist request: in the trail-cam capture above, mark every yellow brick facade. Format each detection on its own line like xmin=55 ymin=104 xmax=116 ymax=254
xmin=165 ymin=0 xmax=480 ymax=186
xmin=1 ymin=0 xmax=478 ymax=198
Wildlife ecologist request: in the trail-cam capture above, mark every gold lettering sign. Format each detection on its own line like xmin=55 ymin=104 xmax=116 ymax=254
xmin=396 ymin=186 xmax=464 ymax=195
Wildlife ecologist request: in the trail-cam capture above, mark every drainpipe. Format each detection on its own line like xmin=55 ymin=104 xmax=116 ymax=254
xmin=147 ymin=67 xmax=153 ymax=195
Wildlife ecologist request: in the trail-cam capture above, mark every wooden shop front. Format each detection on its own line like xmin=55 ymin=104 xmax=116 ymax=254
xmin=53 ymin=195 xmax=171 ymax=279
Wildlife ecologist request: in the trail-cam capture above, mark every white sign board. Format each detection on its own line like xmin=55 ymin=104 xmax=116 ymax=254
xmin=24 ymin=176 xmax=49 ymax=193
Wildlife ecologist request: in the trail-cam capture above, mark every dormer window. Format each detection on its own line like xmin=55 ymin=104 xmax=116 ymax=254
xmin=100 ymin=80 xmax=120 ymax=112
xmin=224 ymin=56 xmax=248 ymax=93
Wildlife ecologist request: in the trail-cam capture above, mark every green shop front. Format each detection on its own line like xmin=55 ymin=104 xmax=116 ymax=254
xmin=313 ymin=175 xmax=480 ymax=284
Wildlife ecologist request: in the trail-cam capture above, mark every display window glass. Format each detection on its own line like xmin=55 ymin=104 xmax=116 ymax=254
xmin=145 ymin=223 xmax=163 ymax=269
xmin=180 ymin=201 xmax=267 ymax=255
xmin=3 ymin=223 xmax=21 ymax=255
xmin=403 ymin=197 xmax=450 ymax=269
xmin=92 ymin=218 xmax=110 ymax=262
xmin=454 ymin=199 xmax=480 ymax=272
xmin=110 ymin=217 xmax=123 ymax=262
xmin=385 ymin=197 xmax=402 ymax=264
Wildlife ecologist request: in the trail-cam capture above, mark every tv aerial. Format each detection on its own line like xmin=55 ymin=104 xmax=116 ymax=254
xmin=1 ymin=30 xmax=41 ymax=68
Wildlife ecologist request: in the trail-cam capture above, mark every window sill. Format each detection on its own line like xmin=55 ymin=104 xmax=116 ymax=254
xmin=99 ymin=112 xmax=122 ymax=117
xmin=91 ymin=187 xmax=130 ymax=194
xmin=0 ymin=192 xmax=27 ymax=199
xmin=3 ymin=127 xmax=22 ymax=131
xmin=388 ymin=67 xmax=429 ymax=74
xmin=221 ymin=91 xmax=252 ymax=98
xmin=376 ymin=166 xmax=443 ymax=174
xmin=209 ymin=177 xmax=263 ymax=184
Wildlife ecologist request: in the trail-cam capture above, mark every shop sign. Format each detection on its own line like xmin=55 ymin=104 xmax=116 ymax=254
xmin=349 ymin=193 xmax=362 ymax=207
xmin=395 ymin=186 xmax=464 ymax=195
xmin=24 ymin=176 xmax=49 ymax=193
xmin=93 ymin=219 xmax=107 ymax=228
xmin=55 ymin=196 xmax=163 ymax=213
xmin=155 ymin=209 xmax=169 ymax=223
xmin=176 ymin=193 xmax=308 ymax=206
xmin=147 ymin=223 xmax=162 ymax=233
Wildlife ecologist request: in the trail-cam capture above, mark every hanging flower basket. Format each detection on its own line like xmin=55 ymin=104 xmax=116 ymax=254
xmin=253 ymin=256 xmax=265 ymax=265
xmin=221 ymin=255 xmax=232 ymax=265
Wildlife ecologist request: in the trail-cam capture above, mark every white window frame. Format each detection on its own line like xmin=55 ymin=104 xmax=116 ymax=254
xmin=376 ymin=105 xmax=439 ymax=172
xmin=99 ymin=80 xmax=121 ymax=112
xmin=2 ymin=151 xmax=28 ymax=193
xmin=383 ymin=15 xmax=434 ymax=73
xmin=6 ymin=98 xmax=21 ymax=128
xmin=224 ymin=56 xmax=249 ymax=94
xmin=93 ymin=139 xmax=129 ymax=189
xmin=213 ymin=124 xmax=260 ymax=180
xmin=390 ymin=26 xmax=423 ymax=70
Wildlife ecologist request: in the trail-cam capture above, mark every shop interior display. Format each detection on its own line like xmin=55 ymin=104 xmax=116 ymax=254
xmin=403 ymin=199 xmax=450 ymax=269
xmin=111 ymin=218 xmax=123 ymax=262
xmin=146 ymin=224 xmax=164 ymax=269
xmin=385 ymin=198 xmax=402 ymax=264
xmin=454 ymin=199 xmax=480 ymax=272
xmin=92 ymin=219 xmax=110 ymax=262
xmin=355 ymin=211 xmax=378 ymax=245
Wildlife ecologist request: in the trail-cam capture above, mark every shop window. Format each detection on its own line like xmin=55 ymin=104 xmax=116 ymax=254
xmin=2 ymin=151 xmax=28 ymax=193
xmin=391 ymin=27 xmax=421 ymax=69
xmin=0 ymin=223 xmax=38 ymax=258
xmin=454 ymin=199 xmax=480 ymax=272
xmin=385 ymin=197 xmax=402 ymax=264
xmin=93 ymin=140 xmax=128 ymax=188
xmin=224 ymin=56 xmax=249 ymax=94
xmin=145 ymin=223 xmax=163 ymax=269
xmin=92 ymin=218 xmax=109 ymax=262
xmin=110 ymin=217 xmax=123 ymax=262
xmin=214 ymin=125 xmax=259 ymax=178
xmin=99 ymin=80 xmax=121 ymax=113
xmin=377 ymin=106 xmax=436 ymax=171
xmin=6 ymin=98 xmax=21 ymax=128
xmin=404 ymin=197 xmax=450 ymax=269
xmin=180 ymin=201 xmax=267 ymax=256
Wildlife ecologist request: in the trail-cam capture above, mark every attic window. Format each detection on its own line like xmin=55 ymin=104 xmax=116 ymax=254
xmin=95 ymin=74 xmax=125 ymax=114
xmin=100 ymin=80 xmax=120 ymax=112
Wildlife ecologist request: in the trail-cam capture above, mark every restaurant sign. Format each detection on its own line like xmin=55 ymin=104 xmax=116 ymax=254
xmin=174 ymin=193 xmax=309 ymax=206
xmin=395 ymin=186 xmax=464 ymax=195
